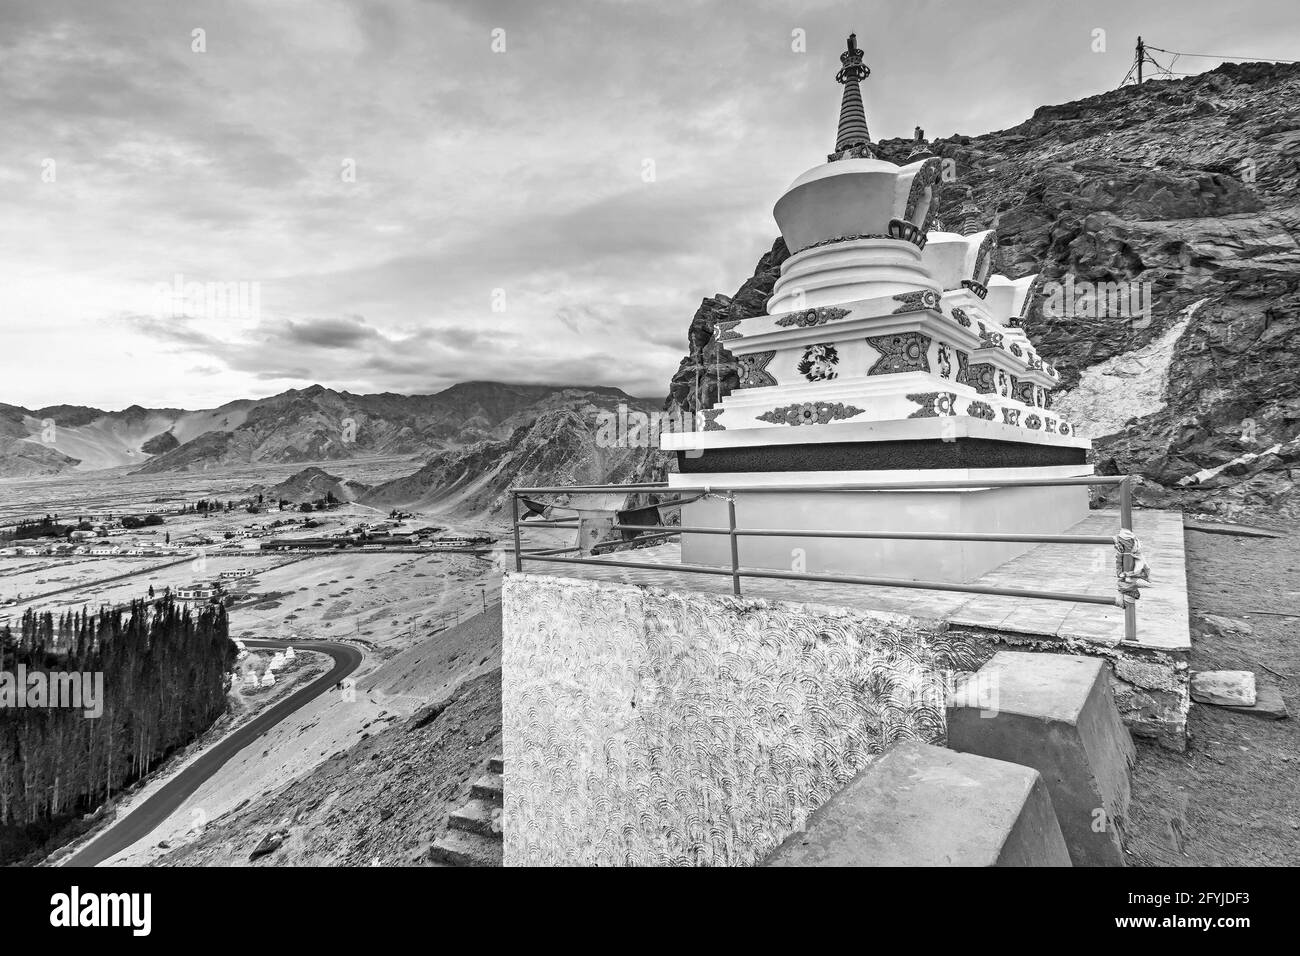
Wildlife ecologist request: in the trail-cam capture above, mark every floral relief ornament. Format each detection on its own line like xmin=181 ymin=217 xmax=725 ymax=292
xmin=757 ymin=401 xmax=865 ymax=426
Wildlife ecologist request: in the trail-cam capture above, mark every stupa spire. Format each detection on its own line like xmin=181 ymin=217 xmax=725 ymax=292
xmin=834 ymin=33 xmax=872 ymax=155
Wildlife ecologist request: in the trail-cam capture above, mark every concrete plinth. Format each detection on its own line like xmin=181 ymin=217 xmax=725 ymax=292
xmin=763 ymin=741 xmax=1070 ymax=867
xmin=680 ymin=477 xmax=1089 ymax=583
xmin=946 ymin=651 xmax=1136 ymax=867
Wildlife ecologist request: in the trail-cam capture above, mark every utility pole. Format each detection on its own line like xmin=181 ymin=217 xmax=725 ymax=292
xmin=1136 ymin=36 xmax=1144 ymax=84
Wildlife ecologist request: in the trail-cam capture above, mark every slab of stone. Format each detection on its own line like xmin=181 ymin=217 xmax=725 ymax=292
xmin=1195 ymin=614 xmax=1254 ymax=641
xmin=763 ymin=741 xmax=1070 ymax=867
xmin=1184 ymin=519 xmax=1282 ymax=539
xmin=1190 ymin=670 xmax=1257 ymax=707
xmin=947 ymin=651 xmax=1135 ymax=867
xmin=1219 ymin=673 xmax=1288 ymax=720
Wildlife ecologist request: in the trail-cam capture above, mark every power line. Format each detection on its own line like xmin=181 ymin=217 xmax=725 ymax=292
xmin=1146 ymin=45 xmax=1300 ymax=64
xmin=1119 ymin=36 xmax=1299 ymax=88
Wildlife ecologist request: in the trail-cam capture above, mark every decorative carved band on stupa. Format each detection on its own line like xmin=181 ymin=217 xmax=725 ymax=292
xmin=700 ymin=409 xmax=726 ymax=431
xmin=1018 ymin=274 xmax=1044 ymax=322
xmin=832 ymin=33 xmax=872 ymax=157
xmin=773 ymin=306 xmax=850 ymax=328
xmin=714 ymin=318 xmax=742 ymax=341
xmin=972 ymin=231 xmax=997 ymax=284
xmin=757 ymin=401 xmax=865 ymax=427
xmin=906 ymin=392 xmax=957 ymax=418
xmin=867 ymin=331 xmax=932 ymax=375
xmin=890 ymin=289 xmax=942 ymax=314
xmin=902 ymin=159 xmax=944 ymax=235
xmin=888 ymin=218 xmax=927 ymax=249
xmin=736 ymin=351 xmax=777 ymax=389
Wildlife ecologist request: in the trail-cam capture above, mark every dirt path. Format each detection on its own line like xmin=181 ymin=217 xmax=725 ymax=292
xmin=1125 ymin=525 xmax=1299 ymax=866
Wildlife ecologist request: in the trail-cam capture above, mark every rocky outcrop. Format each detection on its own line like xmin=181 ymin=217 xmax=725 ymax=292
xmin=667 ymin=62 xmax=1300 ymax=519
xmin=257 ymin=466 xmax=370 ymax=504
xmin=665 ymin=239 xmax=789 ymax=419
xmin=363 ymin=405 xmax=670 ymax=518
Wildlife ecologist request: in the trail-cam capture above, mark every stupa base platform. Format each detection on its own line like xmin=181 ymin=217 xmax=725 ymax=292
xmin=668 ymin=463 xmax=1091 ymax=584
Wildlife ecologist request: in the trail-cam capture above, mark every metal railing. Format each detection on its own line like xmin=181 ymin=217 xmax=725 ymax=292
xmin=509 ymin=475 xmax=1141 ymax=641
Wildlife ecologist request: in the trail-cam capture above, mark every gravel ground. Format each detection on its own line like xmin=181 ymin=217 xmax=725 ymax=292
xmin=1125 ymin=525 xmax=1299 ymax=866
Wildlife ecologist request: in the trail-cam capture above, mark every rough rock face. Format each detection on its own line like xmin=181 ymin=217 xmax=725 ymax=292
xmin=664 ymin=238 xmax=789 ymax=419
xmin=666 ymin=62 xmax=1300 ymax=519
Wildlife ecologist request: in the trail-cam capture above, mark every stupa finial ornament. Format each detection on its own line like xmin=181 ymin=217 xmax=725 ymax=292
xmin=832 ymin=32 xmax=873 ymax=158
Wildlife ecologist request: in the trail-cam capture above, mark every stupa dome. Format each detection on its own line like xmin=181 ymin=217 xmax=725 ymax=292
xmin=773 ymin=157 xmax=942 ymax=255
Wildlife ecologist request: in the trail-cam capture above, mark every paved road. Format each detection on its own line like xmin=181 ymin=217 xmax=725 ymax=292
xmin=62 ymin=639 xmax=363 ymax=867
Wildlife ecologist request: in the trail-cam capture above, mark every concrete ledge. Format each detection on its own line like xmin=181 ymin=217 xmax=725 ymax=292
xmin=949 ymin=626 xmax=1189 ymax=750
xmin=947 ymin=651 xmax=1136 ymax=866
xmin=763 ymin=741 xmax=1071 ymax=867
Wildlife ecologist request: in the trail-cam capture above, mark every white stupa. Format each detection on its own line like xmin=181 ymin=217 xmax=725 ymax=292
xmin=660 ymin=34 xmax=1090 ymax=583
xmin=283 ymin=646 xmax=296 ymax=660
xmin=260 ymin=670 xmax=277 ymax=687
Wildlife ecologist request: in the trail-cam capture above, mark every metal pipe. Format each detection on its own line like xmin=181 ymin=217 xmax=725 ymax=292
xmin=517 ymin=553 xmax=1123 ymax=607
xmin=727 ymin=497 xmax=741 ymax=596
xmin=510 ymin=476 xmax=1125 ymax=495
xmin=1119 ymin=476 xmax=1138 ymax=642
xmin=607 ymin=523 xmax=1116 ymax=545
xmin=510 ymin=492 xmax=522 ymax=573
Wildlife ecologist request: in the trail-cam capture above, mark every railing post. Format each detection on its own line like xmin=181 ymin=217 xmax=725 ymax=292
xmin=511 ymin=490 xmax=522 ymax=573
xmin=1119 ymin=476 xmax=1137 ymax=642
xmin=727 ymin=495 xmax=741 ymax=597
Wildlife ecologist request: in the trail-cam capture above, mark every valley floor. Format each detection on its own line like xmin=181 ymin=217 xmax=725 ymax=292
xmin=114 ymin=519 xmax=1298 ymax=868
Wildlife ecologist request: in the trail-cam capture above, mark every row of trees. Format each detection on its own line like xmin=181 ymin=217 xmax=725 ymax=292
xmin=0 ymin=597 xmax=236 ymax=862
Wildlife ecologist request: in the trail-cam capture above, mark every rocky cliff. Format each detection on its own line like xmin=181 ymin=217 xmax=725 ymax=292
xmin=666 ymin=62 xmax=1300 ymax=518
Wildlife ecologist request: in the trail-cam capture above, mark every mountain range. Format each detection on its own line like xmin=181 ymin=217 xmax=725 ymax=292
xmin=0 ymin=382 xmax=651 ymax=477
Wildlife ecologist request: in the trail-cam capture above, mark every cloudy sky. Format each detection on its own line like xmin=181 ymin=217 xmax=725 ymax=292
xmin=2 ymin=0 xmax=1296 ymax=409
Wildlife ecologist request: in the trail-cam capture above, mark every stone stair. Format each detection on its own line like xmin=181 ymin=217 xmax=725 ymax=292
xmin=429 ymin=755 xmax=504 ymax=866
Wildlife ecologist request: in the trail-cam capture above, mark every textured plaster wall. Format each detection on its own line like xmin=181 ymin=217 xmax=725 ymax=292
xmin=501 ymin=572 xmax=979 ymax=867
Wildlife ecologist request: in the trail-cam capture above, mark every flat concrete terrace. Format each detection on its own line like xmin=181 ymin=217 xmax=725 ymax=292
xmin=521 ymin=508 xmax=1189 ymax=653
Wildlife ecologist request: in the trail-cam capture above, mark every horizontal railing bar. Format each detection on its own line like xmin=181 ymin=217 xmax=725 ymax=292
xmin=517 ymin=553 xmax=1122 ymax=607
xmin=519 ymin=519 xmax=580 ymax=527
xmin=509 ymin=486 xmax=670 ymax=494
xmin=511 ymin=476 xmax=1126 ymax=495
xmin=604 ymin=523 xmax=1117 ymax=545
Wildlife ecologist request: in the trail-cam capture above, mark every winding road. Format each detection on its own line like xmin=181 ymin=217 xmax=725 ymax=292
xmin=62 ymin=638 xmax=363 ymax=867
